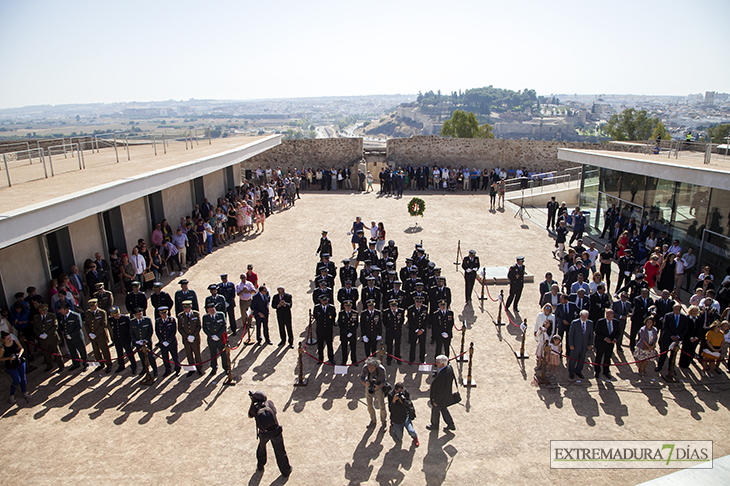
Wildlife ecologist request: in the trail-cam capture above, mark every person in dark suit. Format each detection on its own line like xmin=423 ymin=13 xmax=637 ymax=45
xmin=407 ymin=296 xmax=429 ymax=364
xmin=611 ymin=292 xmax=632 ymax=350
xmin=505 ymin=256 xmax=526 ymax=311
xmin=155 ymin=306 xmax=180 ymax=377
xmin=85 ymin=262 xmax=104 ymax=291
xmin=58 ymin=303 xmax=88 ymax=371
xmin=316 ymin=230 xmax=333 ymax=258
xmin=539 ymin=273 xmax=557 ymax=303
xmin=271 ymin=286 xmax=293 ymax=348
xmin=338 ymin=300 xmax=359 ymax=365
xmin=568 ymin=310 xmax=594 ymax=379
xmin=554 ymin=294 xmax=576 ymax=351
xmin=653 ymin=290 xmax=675 ymax=330
xmin=546 ymin=197 xmax=559 ymax=230
xmin=588 ymin=284 xmax=612 ymax=324
xmin=594 ymin=309 xmax=620 ymax=379
xmin=655 ymin=304 xmax=688 ymax=372
xmin=339 ymin=259 xmax=357 ymax=288
xmin=432 ymin=300 xmax=454 ymax=357
xmin=360 ymin=299 xmax=382 ymax=357
xmin=337 ymin=280 xmax=359 ymax=311
xmin=250 ymin=286 xmax=272 ymax=345
xmin=382 ymin=299 xmax=405 ymax=365
xmin=461 ymin=250 xmax=480 ymax=304
xmin=426 ymin=356 xmax=456 ymax=432
xmin=540 ymin=283 xmax=562 ymax=309
xmin=568 ymin=288 xmax=590 ymax=314
xmin=630 ymin=288 xmax=654 ymax=351
xmin=174 ymin=279 xmax=199 ymax=316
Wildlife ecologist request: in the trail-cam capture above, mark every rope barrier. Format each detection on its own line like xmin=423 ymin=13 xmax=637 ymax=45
xmin=385 ymin=350 xmax=468 ymax=366
xmin=302 ymin=349 xmax=377 ymax=367
xmin=150 ymin=347 xmax=226 ymax=367
xmin=679 ymin=348 xmax=726 ymax=363
xmin=483 ymin=281 xmax=500 ymax=302
xmin=28 ymin=341 xmax=137 ymax=363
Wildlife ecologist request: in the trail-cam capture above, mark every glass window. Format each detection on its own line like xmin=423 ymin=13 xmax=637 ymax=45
xmin=672 ymin=181 xmax=709 ymax=249
xmin=581 ymin=165 xmax=599 ymax=230
xmin=644 ymin=177 xmax=676 ymax=235
xmin=707 ymin=188 xmax=730 ymax=236
xmin=599 ymin=168 xmax=621 ymax=198
xmin=621 ymin=172 xmax=646 ymax=208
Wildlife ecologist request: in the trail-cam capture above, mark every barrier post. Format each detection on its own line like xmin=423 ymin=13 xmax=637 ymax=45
xmin=40 ymin=149 xmax=48 ymax=178
xmin=480 ymin=276 xmax=485 ymax=302
xmin=379 ymin=340 xmax=385 ymax=363
xmin=516 ymin=318 xmax=529 ymax=359
xmin=76 ymin=143 xmax=83 ymax=170
xmin=223 ymin=343 xmax=234 ymax=386
xmin=294 ymin=341 xmax=308 ymax=386
xmin=456 ymin=324 xmax=467 ymax=362
xmin=494 ymin=290 xmax=505 ymax=326
xmin=47 ymin=148 xmax=55 ymax=176
xmin=453 ymin=239 xmax=461 ymax=270
xmin=141 ymin=346 xmax=154 ymax=386
xmin=125 ymin=136 xmax=130 ymax=161
xmin=664 ymin=344 xmax=679 ymax=383
xmin=463 ymin=342 xmax=476 ymax=387
xmin=2 ymin=154 xmax=10 ymax=187
xmin=113 ymin=134 xmax=119 ymax=163
xmin=243 ymin=314 xmax=254 ymax=345
xmin=307 ymin=309 xmax=317 ymax=345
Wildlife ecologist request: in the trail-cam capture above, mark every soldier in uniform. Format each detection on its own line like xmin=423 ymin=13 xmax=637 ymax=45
xmin=155 ymin=306 xmax=180 ymax=377
xmin=58 ymin=302 xmax=88 ymax=371
xmin=408 ymin=281 xmax=429 ymax=310
xmin=312 ymin=279 xmax=333 ymax=306
xmin=382 ymin=299 xmax=405 ymax=366
xmin=360 ymin=299 xmax=382 ymax=357
xmin=402 ymin=267 xmax=419 ymax=295
xmin=316 ymin=254 xmax=336 ymax=281
xmin=399 ymin=257 xmax=415 ymax=283
xmin=339 ymin=258 xmax=357 ymax=288
xmin=370 ymin=266 xmax=382 ymax=289
xmin=218 ymin=274 xmax=237 ymax=334
xmin=316 ymin=230 xmax=333 ymax=258
xmin=461 ymin=249 xmax=480 ymax=304
xmin=316 ymin=267 xmax=335 ymax=290
xmin=337 ymin=279 xmax=359 ymax=311
xmin=131 ymin=307 xmax=157 ymax=378
xmin=427 ymin=267 xmax=445 ymax=290
xmin=150 ymin=282 xmax=173 ymax=320
xmin=432 ymin=300 xmax=454 ymax=357
xmin=93 ymin=282 xmax=114 ymax=313
xmin=33 ymin=303 xmax=63 ymax=372
xmin=358 ymin=260 xmax=373 ymax=287
xmin=202 ymin=303 xmax=228 ymax=375
xmin=361 ymin=276 xmax=381 ymax=311
xmin=429 ymin=276 xmax=452 ymax=311
xmin=125 ymin=281 xmax=148 ymax=316
xmin=174 ymin=279 xmax=199 ymax=316
xmin=385 ymin=280 xmax=406 ymax=310
xmin=84 ymin=298 xmax=112 ymax=373
xmin=178 ymin=301 xmax=204 ymax=376
xmin=338 ymin=300 xmax=358 ymax=365
xmin=205 ymin=284 xmax=227 ymax=315
xmin=386 ymin=240 xmax=398 ymax=263
xmin=414 ymin=248 xmax=430 ymax=281
xmin=313 ymin=295 xmax=336 ymax=364
xmin=365 ymin=240 xmax=379 ymax=267
xmin=109 ymin=306 xmax=137 ymax=374
xmin=407 ymin=295 xmax=429 ymax=364
xmin=505 ymin=256 xmax=526 ymax=312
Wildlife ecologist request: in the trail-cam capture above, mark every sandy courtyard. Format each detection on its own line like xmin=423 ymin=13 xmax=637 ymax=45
xmin=2 ymin=188 xmax=728 ymax=486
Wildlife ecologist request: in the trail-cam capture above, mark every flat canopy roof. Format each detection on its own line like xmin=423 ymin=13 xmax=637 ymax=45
xmin=558 ymin=148 xmax=730 ymax=191
xmin=0 ymin=135 xmax=281 ymax=250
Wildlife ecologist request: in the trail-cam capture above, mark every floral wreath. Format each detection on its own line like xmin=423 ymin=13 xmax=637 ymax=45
xmin=408 ymin=197 xmax=426 ymax=218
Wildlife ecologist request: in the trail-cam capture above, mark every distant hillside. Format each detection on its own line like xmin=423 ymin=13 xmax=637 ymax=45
xmin=363 ymin=113 xmax=423 ymax=138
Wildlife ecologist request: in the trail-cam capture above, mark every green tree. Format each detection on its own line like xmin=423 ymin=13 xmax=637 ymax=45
xmin=440 ymin=110 xmax=494 ymax=138
xmin=707 ymin=124 xmax=730 ymax=144
xmin=605 ymin=108 xmax=669 ymax=141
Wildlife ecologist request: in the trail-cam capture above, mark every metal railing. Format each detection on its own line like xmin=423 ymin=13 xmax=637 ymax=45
xmin=502 ymin=167 xmax=582 ymax=194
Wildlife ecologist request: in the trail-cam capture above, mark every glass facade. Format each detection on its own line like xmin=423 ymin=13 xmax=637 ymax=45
xmin=581 ymin=165 xmax=730 ymax=288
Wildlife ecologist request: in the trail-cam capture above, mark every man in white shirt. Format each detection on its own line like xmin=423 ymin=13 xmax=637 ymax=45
xmin=586 ymin=241 xmax=599 ymax=274
xmin=236 ymin=274 xmax=256 ymax=336
xmin=668 ymin=239 xmax=682 ymax=256
xmin=682 ymin=247 xmax=697 ymax=290
xmin=675 ymin=252 xmax=686 ymax=291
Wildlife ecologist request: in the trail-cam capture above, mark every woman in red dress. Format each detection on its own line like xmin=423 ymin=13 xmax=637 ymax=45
xmin=642 ymin=254 xmax=660 ymax=289
xmin=617 ymin=230 xmax=630 ymax=258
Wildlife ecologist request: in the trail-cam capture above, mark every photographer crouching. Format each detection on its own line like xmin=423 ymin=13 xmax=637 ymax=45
xmin=388 ymin=382 xmax=419 ymax=447
xmin=248 ymin=390 xmax=292 ymax=478
xmin=359 ymin=357 xmax=388 ymax=428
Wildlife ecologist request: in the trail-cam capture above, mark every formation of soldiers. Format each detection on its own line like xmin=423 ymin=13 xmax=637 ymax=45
xmin=310 ymin=232 xmax=461 ymax=367
xmin=31 ymin=275 xmax=239 ymax=380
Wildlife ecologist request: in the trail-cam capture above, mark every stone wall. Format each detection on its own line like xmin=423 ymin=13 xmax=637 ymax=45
xmin=385 ymin=137 xmax=634 ymax=172
xmin=244 ymin=138 xmax=363 ymax=170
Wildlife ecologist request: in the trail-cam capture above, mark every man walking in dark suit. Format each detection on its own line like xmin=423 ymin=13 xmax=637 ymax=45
xmin=555 ymin=294 xmax=576 ymax=352
xmin=272 ymin=286 xmax=293 ymax=348
xmin=426 ymin=355 xmax=456 ymax=432
xmin=568 ymin=310 xmax=594 ymax=379
xmin=461 ymin=250 xmax=480 ymax=304
xmin=656 ymin=304 xmax=688 ymax=372
xmin=546 ymin=197 xmax=559 ymax=230
xmin=505 ymin=256 xmax=526 ymax=312
xmin=313 ymin=294 xmax=337 ymax=364
xmin=250 ymin=286 xmax=272 ymax=345
xmin=594 ymin=308 xmax=620 ymax=379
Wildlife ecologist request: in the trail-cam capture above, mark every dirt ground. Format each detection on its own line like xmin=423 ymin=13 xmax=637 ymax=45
xmin=3 ymin=187 xmax=729 ymax=486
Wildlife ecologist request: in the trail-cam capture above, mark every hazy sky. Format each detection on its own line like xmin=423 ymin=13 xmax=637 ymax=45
xmin=1 ymin=0 xmax=728 ymax=109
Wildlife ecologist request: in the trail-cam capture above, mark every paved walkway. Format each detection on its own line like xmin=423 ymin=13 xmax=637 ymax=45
xmin=3 ymin=188 xmax=728 ymax=485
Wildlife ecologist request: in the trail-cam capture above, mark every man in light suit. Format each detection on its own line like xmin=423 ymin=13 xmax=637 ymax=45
xmin=656 ymin=303 xmax=688 ymax=372
xmin=568 ymin=310 xmax=594 ymax=380
xmin=594 ymin=308 xmax=620 ymax=380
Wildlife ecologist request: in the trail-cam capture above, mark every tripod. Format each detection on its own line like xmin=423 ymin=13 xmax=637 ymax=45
xmin=514 ymin=188 xmax=530 ymax=221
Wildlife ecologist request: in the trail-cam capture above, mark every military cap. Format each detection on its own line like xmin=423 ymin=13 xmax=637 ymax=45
xmin=344 ymin=279 xmax=352 ymax=285
xmin=365 ymin=299 xmax=375 ymax=306
xmin=389 ymin=299 xmax=398 ymax=306
xmin=153 ymin=282 xmax=162 ymax=288
xmin=321 ymin=230 xmax=328 ymax=234
xmin=343 ymin=300 xmax=353 ymax=306
xmin=436 ymin=276 xmax=445 ymax=281
xmin=205 ymin=302 xmax=216 ymax=308
xmin=158 ymin=306 xmax=169 ymax=312
xmin=88 ymin=298 xmax=98 ymax=305
xmin=109 ymin=306 xmax=120 ymax=315
xmin=388 ymin=240 xmax=395 ymax=245
xmin=208 ymin=284 xmax=218 ymax=290
xmin=131 ymin=281 xmax=141 ymax=287
xmin=365 ymin=275 xmax=375 ymax=281
xmin=428 ymin=261 xmax=436 ymax=268
xmin=516 ymin=256 xmax=525 ymax=261
xmin=179 ymin=279 xmax=189 ymax=285
xmin=393 ymin=280 xmax=402 ymax=285
xmin=438 ymin=299 xmax=448 ymax=306
xmin=220 ymin=274 xmax=228 ymax=278
xmin=414 ymin=281 xmax=424 ymax=287
xmin=469 ymin=249 xmax=476 ymax=255
xmin=414 ymin=296 xmax=425 ymax=302
xmin=133 ymin=307 xmax=144 ymax=313
xmin=182 ymin=300 xmax=193 ymax=307
xmin=38 ymin=303 xmax=49 ymax=310
xmin=94 ymin=282 xmax=105 ymax=289
xmin=318 ymin=294 xmax=329 ymax=301
xmin=342 ymin=259 xmax=351 ymax=264
xmin=371 ymin=266 xmax=380 ymax=272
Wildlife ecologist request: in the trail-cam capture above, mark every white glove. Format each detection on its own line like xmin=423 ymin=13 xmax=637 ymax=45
xmin=362 ymin=335 xmax=369 ymax=343
xmin=136 ymin=340 xmax=144 ymax=346
xmin=376 ymin=335 xmax=382 ymax=341
xmin=441 ymin=332 xmax=448 ymax=338
xmin=39 ymin=333 xmax=48 ymax=340
xmin=187 ymin=335 xmax=195 ymax=343
xmin=347 ymin=231 xmax=352 ymax=236
xmin=66 ymin=334 xmax=72 ymax=340
xmin=520 ymin=323 xmax=528 ymax=333
xmin=212 ymin=335 xmax=220 ymax=341
xmin=162 ymin=341 xmax=169 ymax=347
xmin=347 ymin=332 xmax=353 ymax=338
xmin=89 ymin=333 xmax=96 ymax=340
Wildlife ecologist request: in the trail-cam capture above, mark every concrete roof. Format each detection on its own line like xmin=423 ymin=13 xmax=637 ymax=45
xmin=558 ymin=148 xmax=730 ymax=191
xmin=0 ymin=135 xmax=281 ymax=250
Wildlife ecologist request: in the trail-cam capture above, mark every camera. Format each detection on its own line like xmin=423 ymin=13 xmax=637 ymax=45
xmin=368 ymin=380 xmax=376 ymax=394
xmin=396 ymin=391 xmax=407 ymax=400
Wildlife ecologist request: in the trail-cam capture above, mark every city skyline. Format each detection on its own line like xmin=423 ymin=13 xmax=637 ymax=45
xmin=1 ymin=0 xmax=729 ymax=110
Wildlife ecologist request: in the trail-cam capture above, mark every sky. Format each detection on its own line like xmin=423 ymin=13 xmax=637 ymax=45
xmin=1 ymin=0 xmax=729 ymax=109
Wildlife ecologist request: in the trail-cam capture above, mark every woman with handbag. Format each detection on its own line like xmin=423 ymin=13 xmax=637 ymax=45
xmin=1 ymin=331 xmax=30 ymax=404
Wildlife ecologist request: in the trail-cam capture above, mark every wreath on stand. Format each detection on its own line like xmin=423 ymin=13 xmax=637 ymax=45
xmin=408 ymin=197 xmax=426 ymax=219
